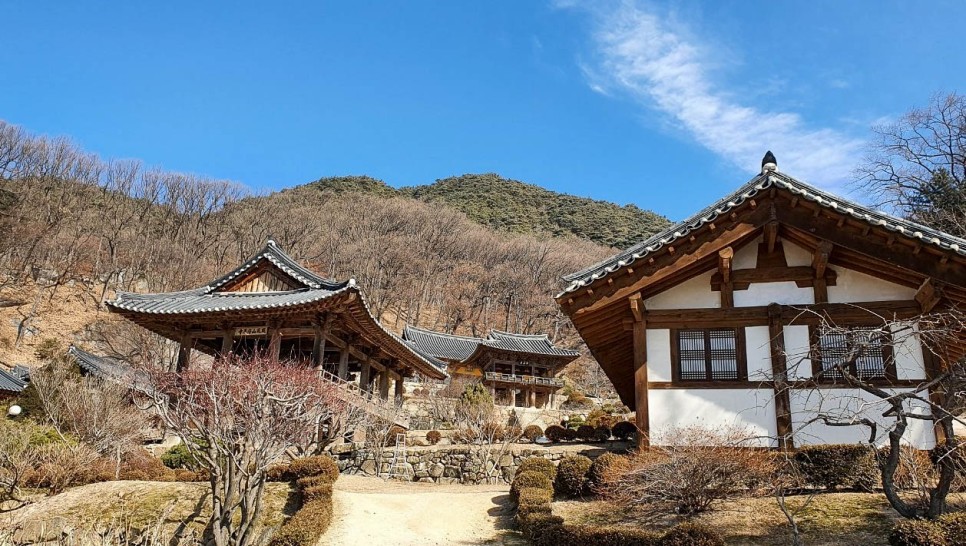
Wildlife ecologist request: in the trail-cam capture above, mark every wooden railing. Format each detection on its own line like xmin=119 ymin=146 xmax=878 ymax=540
xmin=483 ymin=372 xmax=564 ymax=388
xmin=318 ymin=369 xmax=410 ymax=428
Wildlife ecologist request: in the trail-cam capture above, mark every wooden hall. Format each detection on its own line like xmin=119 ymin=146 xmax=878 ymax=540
xmin=107 ymin=240 xmax=448 ymax=403
xmin=401 ymin=326 xmax=579 ymax=408
xmin=558 ymin=153 xmax=966 ymax=449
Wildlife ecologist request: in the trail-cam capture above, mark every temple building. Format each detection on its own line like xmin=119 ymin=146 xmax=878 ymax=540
xmin=401 ymin=326 xmax=578 ymax=408
xmin=558 ymin=153 xmax=966 ymax=449
xmin=107 ymin=240 xmax=448 ymax=405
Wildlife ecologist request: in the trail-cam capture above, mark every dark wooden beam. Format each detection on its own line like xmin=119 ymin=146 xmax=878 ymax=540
xmin=630 ymin=294 xmax=650 ymax=448
xmin=718 ymin=247 xmax=734 ymax=308
xmin=812 ymin=241 xmax=833 ymax=304
xmin=768 ymin=304 xmax=794 ymax=451
xmin=915 ymin=278 xmax=944 ymax=313
xmin=644 ymin=300 xmax=922 ymax=329
xmin=711 ymin=266 xmax=837 ymax=290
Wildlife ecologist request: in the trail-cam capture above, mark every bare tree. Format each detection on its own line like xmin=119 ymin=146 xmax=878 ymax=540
xmin=857 ymin=92 xmax=966 ymax=236
xmin=142 ymin=354 xmax=350 ymax=546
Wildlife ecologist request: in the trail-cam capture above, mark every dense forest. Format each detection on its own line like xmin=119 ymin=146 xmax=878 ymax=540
xmin=0 ymin=120 xmax=665 ymax=388
xmin=299 ymin=173 xmax=670 ymax=248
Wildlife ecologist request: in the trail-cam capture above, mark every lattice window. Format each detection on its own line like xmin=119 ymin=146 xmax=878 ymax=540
xmin=673 ymin=328 xmax=745 ymax=381
xmin=815 ymin=326 xmax=894 ymax=379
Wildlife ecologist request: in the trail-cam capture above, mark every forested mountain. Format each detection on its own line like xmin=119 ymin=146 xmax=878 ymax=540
xmin=0 ymin=120 xmax=658 ymax=396
xmin=301 ymin=173 xmax=670 ymax=249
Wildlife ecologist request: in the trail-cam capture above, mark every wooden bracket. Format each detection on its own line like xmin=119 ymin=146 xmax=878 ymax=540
xmin=915 ymin=278 xmax=944 ymax=313
xmin=629 ymin=293 xmax=644 ymax=323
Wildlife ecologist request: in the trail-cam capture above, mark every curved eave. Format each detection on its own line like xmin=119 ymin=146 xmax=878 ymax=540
xmin=106 ymin=287 xmax=349 ymax=315
xmin=459 ymin=343 xmax=579 ymax=369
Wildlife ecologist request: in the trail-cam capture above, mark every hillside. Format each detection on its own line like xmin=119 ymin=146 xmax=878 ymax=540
xmin=302 ymin=173 xmax=670 ymax=249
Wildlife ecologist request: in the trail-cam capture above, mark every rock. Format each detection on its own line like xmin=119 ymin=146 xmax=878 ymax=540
xmin=429 ymin=462 xmax=444 ymax=478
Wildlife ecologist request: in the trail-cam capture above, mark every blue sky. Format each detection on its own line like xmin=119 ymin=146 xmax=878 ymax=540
xmin=2 ymin=1 xmax=964 ymax=220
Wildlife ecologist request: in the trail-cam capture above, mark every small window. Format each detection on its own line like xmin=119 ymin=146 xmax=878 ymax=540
xmin=812 ymin=326 xmax=895 ymax=380
xmin=672 ymin=328 xmax=746 ymax=382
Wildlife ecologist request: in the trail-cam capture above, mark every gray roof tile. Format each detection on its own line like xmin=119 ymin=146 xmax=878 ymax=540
xmin=559 ymin=170 xmax=966 ymax=296
xmin=0 ymin=368 xmax=27 ymax=393
xmin=402 ymin=326 xmax=579 ymax=363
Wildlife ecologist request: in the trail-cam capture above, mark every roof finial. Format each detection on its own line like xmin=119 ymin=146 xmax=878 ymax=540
xmin=761 ymin=151 xmax=777 ymax=173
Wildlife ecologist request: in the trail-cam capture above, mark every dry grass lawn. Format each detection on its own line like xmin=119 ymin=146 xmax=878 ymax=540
xmin=553 ymin=493 xmax=966 ymax=546
xmin=0 ymin=480 xmax=298 ymax=544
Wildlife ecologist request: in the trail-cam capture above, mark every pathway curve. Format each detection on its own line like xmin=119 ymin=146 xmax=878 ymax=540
xmin=324 ymin=474 xmax=523 ymax=545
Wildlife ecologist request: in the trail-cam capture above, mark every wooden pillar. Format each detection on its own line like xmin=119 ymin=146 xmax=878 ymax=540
xmin=220 ymin=328 xmax=235 ymax=359
xmin=312 ymin=314 xmax=333 ymax=370
xmin=528 ymin=388 xmax=536 ymax=408
xmin=176 ymin=332 xmax=192 ymax=372
xmin=922 ymin=346 xmax=950 ymax=444
xmin=630 ymin=293 xmax=649 ymax=448
xmin=812 ymin=241 xmax=832 ymax=304
xmin=379 ymin=369 xmax=390 ymax=400
xmin=337 ymin=347 xmax=350 ymax=380
xmin=768 ymin=303 xmax=794 ymax=450
xmin=394 ymin=374 xmax=405 ymax=406
xmin=267 ymin=321 xmax=282 ymax=362
xmin=360 ymin=360 xmax=371 ymax=393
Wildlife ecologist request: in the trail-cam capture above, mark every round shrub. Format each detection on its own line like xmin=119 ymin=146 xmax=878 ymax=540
xmin=889 ymin=519 xmax=948 ymax=546
xmin=587 ymin=452 xmax=629 ymax=492
xmin=567 ymin=415 xmax=586 ymax=430
xmin=522 ymin=425 xmax=544 ymax=442
xmin=160 ymin=442 xmax=197 ymax=470
xmin=554 ymin=455 xmax=592 ymax=498
xmin=661 ymin=522 xmax=725 ymax=546
xmin=518 ymin=457 xmax=557 ymax=482
xmin=612 ymin=421 xmax=637 ymax=441
xmin=384 ymin=425 xmax=406 ymax=446
xmin=545 ymin=425 xmax=568 ymax=443
xmin=516 ymin=487 xmax=553 ymax=519
xmin=594 ymin=425 xmax=612 ymax=442
xmin=269 ymin=499 xmax=333 ymax=546
xmin=561 ymin=428 xmax=578 ymax=442
xmin=511 ymin=470 xmax=553 ymax=502
xmin=426 ymin=430 xmax=442 ymax=445
xmin=576 ymin=425 xmax=596 ymax=441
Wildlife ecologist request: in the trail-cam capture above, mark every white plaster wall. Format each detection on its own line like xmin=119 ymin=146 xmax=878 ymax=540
xmin=647 ymin=329 xmax=672 ymax=382
xmin=782 ymin=240 xmax=813 ymax=267
xmin=735 ymin=281 xmax=814 ymax=307
xmin=828 ymin=268 xmax=916 ymax=303
xmin=731 ymin=236 xmax=761 ymax=269
xmin=644 ymin=270 xmax=719 ymax=309
xmin=744 ymin=326 xmax=772 ymax=381
xmin=648 ymin=388 xmax=778 ymax=448
xmin=789 ymin=388 xmax=936 ymax=448
xmin=783 ymin=325 xmax=813 ymax=379
xmin=891 ymin=322 xmax=928 ymax=380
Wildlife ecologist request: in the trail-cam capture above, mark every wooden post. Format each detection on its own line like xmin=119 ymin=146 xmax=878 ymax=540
xmin=267 ymin=321 xmax=282 ymax=362
xmin=528 ymin=388 xmax=536 ymax=408
xmin=768 ymin=303 xmax=794 ymax=450
xmin=360 ymin=360 xmax=371 ymax=394
xmin=921 ymin=346 xmax=949 ymax=444
xmin=718 ymin=247 xmax=734 ymax=308
xmin=311 ymin=314 xmax=333 ymax=370
xmin=337 ymin=347 xmax=350 ymax=380
xmin=630 ymin=293 xmax=650 ymax=447
xmin=176 ymin=332 xmax=192 ymax=372
xmin=220 ymin=328 xmax=234 ymax=359
xmin=812 ymin=241 xmax=832 ymax=304
xmin=379 ymin=369 xmax=390 ymax=400
xmin=394 ymin=373 xmax=405 ymax=406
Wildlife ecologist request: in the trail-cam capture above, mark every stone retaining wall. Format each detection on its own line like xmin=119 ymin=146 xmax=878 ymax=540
xmin=332 ymin=444 xmax=619 ymax=485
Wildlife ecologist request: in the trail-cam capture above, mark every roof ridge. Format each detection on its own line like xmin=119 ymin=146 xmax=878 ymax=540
xmin=487 ymin=329 xmax=551 ymax=340
xmin=403 ymin=324 xmax=485 ymax=342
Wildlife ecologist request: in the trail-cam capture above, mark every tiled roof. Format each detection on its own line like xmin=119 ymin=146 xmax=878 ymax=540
xmin=0 ymin=367 xmax=27 ymax=393
xmin=559 ymin=170 xmax=966 ymax=296
xmin=68 ymin=346 xmax=152 ymax=393
xmin=108 ymin=240 xmax=351 ymax=314
xmin=402 ymin=325 xmax=579 ymax=363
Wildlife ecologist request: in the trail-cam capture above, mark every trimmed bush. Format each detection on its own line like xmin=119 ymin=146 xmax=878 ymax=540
xmin=516 ymin=487 xmax=553 ymax=519
xmin=555 ymin=455 xmax=592 ymax=498
xmin=269 ymin=499 xmax=333 ymax=546
xmin=594 ymin=425 xmax=612 ymax=442
xmin=268 ymin=456 xmax=339 ymax=483
xmin=889 ymin=520 xmax=948 ymax=546
xmin=660 ymin=522 xmax=725 ymax=546
xmin=576 ymin=425 xmax=596 ymax=441
xmin=940 ymin=512 xmax=966 ymax=546
xmin=587 ymin=452 xmax=629 ymax=491
xmin=612 ymin=421 xmax=637 ymax=441
xmin=426 ymin=430 xmax=442 ymax=445
xmin=511 ymin=470 xmax=553 ymax=502
xmin=518 ymin=457 xmax=557 ymax=481
xmin=561 ymin=428 xmax=578 ymax=442
xmin=534 ymin=524 xmax=662 ymax=546
xmin=795 ymin=444 xmax=878 ymax=491
xmin=385 ymin=425 xmax=406 ymax=446
xmin=545 ymin=425 xmax=568 ymax=443
xmin=302 ymin=483 xmax=333 ymax=502
xmin=160 ymin=442 xmax=197 ymax=470
xmin=522 ymin=425 xmax=544 ymax=442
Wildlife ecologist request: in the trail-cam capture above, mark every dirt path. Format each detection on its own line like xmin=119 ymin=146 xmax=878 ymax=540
xmin=325 ymin=475 xmax=522 ymax=545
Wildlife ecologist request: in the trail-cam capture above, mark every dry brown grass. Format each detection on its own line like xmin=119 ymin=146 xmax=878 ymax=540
xmin=553 ymin=493 xmax=966 ymax=546
xmin=0 ymin=479 xmax=297 ymax=544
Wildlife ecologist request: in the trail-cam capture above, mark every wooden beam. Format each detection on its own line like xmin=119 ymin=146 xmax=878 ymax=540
xmin=711 ymin=266 xmax=837 ymax=290
xmin=644 ymin=300 xmax=922 ymax=329
xmin=764 ymin=221 xmax=779 ymax=254
xmin=629 ymin=293 xmax=644 ymax=323
xmin=767 ymin=304 xmax=794 ymax=451
xmin=915 ymin=278 xmax=944 ymax=313
xmin=812 ymin=241 xmax=833 ymax=304
xmin=718 ymin=247 xmax=734 ymax=308
xmin=631 ymin=298 xmax=649 ymax=448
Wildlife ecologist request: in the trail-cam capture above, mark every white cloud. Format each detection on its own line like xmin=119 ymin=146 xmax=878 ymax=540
xmin=571 ymin=2 xmax=864 ymax=188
